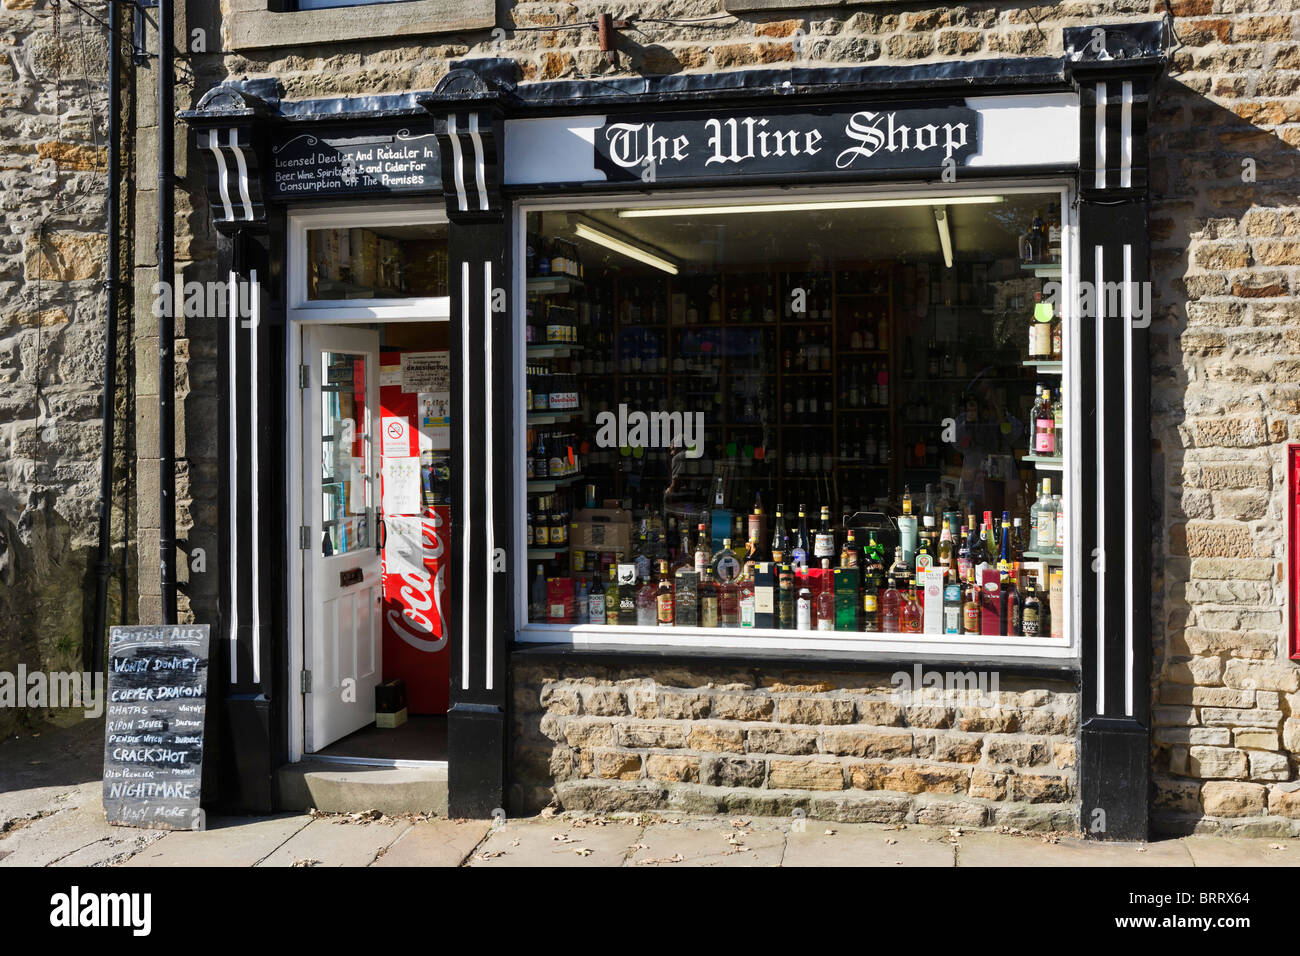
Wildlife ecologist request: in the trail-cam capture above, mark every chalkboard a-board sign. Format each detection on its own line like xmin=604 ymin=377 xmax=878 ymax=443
xmin=103 ymin=625 xmax=210 ymax=830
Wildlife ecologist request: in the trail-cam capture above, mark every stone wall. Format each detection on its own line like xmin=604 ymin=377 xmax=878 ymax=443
xmin=511 ymin=660 xmax=1079 ymax=829
xmin=0 ymin=0 xmax=119 ymax=735
xmin=178 ymin=0 xmax=1300 ymax=829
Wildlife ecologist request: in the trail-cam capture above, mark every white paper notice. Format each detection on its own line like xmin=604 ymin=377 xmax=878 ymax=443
xmin=348 ymin=457 xmax=366 ymax=513
xmin=381 ymin=415 xmax=410 ymax=458
xmin=401 ymin=351 xmax=449 ymax=394
xmin=382 ymin=457 xmax=422 ymax=515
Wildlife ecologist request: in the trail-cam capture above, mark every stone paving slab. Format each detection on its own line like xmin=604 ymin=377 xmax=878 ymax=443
xmin=0 ymin=799 xmax=166 ymax=868
xmin=784 ymin=822 xmax=958 ymax=867
xmin=628 ymin=822 xmax=786 ymax=867
xmin=1181 ymin=836 xmax=1300 ymax=867
xmin=257 ymin=817 xmax=412 ymax=867
xmin=955 ymin=831 xmax=1195 ymax=867
xmin=466 ymin=817 xmax=644 ymax=866
xmin=370 ymin=819 xmax=491 ymax=867
xmin=120 ymin=814 xmax=312 ymax=867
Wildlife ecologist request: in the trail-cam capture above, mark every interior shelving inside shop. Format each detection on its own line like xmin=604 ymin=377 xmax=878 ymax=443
xmin=522 ymin=194 xmax=1069 ymax=642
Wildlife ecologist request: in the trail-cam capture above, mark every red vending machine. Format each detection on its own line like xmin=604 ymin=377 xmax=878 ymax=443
xmin=379 ymin=350 xmax=452 ymax=714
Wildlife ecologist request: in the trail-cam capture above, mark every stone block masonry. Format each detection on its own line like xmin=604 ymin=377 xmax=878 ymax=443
xmin=511 ymin=661 xmax=1079 ymax=831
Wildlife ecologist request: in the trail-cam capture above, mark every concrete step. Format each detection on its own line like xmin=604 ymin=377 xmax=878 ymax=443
xmin=277 ymin=760 xmax=448 ymax=816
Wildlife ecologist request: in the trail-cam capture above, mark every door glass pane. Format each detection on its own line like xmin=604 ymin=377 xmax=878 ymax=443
xmin=321 ymin=350 xmax=370 ymax=556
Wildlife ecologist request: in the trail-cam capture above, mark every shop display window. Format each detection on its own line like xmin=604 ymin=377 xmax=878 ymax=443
xmin=307 ymin=222 xmax=449 ymax=300
xmin=519 ymin=190 xmax=1072 ymax=652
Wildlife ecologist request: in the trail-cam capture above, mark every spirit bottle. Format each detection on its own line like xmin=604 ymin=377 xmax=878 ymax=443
xmin=862 ymin=578 xmax=879 ymax=631
xmin=880 ymin=576 xmax=902 ymax=633
xmin=1021 ymin=574 xmax=1044 ymax=636
xmin=962 ymin=585 xmax=982 ymax=634
xmin=605 ymin=566 xmax=620 ymax=625
xmin=777 ymin=565 xmax=795 ymax=629
xmin=796 ymin=578 xmax=813 ymax=630
xmin=1032 ymin=387 xmax=1055 ymax=456
xmin=656 ymin=560 xmax=675 ymax=627
xmin=699 ymin=568 xmax=719 ymax=628
xmin=1029 ymin=293 xmax=1051 ymax=359
xmin=791 ymin=504 xmax=810 ymax=569
xmin=636 ymin=571 xmax=657 ymax=626
xmin=840 ymin=530 xmax=860 ymax=569
xmin=694 ymin=522 xmax=711 ymax=575
xmin=816 ymin=583 xmax=835 ymax=632
xmin=813 ymin=505 xmax=836 ymax=563
xmin=1036 ymin=479 xmax=1056 ymax=553
xmin=530 ymin=565 xmax=547 ymax=622
xmin=900 ymin=585 xmax=923 ymax=633
xmin=712 ymin=537 xmax=743 ymax=585
xmin=770 ymin=504 xmax=789 ymax=564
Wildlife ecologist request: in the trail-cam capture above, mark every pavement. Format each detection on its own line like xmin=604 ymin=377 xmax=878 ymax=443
xmin=4 ymin=722 xmax=1300 ymax=867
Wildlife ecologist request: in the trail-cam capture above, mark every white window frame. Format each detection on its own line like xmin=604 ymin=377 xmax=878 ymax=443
xmin=285 ymin=201 xmax=450 ymax=764
xmin=513 ymin=180 xmax=1081 ymax=661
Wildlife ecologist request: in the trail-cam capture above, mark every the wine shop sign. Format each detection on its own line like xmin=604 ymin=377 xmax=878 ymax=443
xmin=593 ymin=103 xmax=979 ymax=183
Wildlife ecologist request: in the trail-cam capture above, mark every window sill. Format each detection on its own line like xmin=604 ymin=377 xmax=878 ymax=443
xmin=516 ymin=624 xmax=1076 ymax=667
xmin=511 ymin=639 xmax=1080 ymax=679
xmin=227 ymin=0 xmax=494 ymax=52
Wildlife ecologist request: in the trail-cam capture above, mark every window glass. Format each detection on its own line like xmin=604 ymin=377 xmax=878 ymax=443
xmin=524 ymin=194 xmax=1066 ymax=640
xmin=320 ymin=350 xmax=370 ymax=555
xmin=307 ymin=223 xmax=448 ymax=300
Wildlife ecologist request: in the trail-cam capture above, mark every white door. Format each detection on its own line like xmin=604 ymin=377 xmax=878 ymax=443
xmin=302 ymin=325 xmax=383 ymax=752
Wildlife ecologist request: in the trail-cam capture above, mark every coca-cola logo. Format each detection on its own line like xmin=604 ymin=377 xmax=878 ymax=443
xmin=385 ymin=512 xmax=448 ymax=653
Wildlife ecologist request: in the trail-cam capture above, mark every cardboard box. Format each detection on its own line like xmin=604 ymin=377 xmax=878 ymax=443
xmin=752 ymin=562 xmax=776 ymax=629
xmin=833 ymin=567 xmax=860 ymax=631
xmin=376 ymin=708 xmax=408 ymax=729
xmin=547 ymin=577 xmax=575 ymax=624
xmin=571 ymin=508 xmax=632 ymax=553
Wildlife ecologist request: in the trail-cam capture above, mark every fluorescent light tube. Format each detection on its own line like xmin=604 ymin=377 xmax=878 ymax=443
xmin=934 ymin=206 xmax=953 ymax=269
xmin=617 ymin=195 xmax=1003 ymax=218
xmin=572 ymin=222 xmax=679 ymax=275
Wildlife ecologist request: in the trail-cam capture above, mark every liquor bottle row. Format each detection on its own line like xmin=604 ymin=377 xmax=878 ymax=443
xmin=526 ymin=234 xmax=584 ymax=278
xmin=837 ymin=422 xmax=892 ymax=465
xmin=780 ymin=329 xmax=833 ymax=371
xmin=525 ymin=365 xmax=580 ymax=412
xmin=1018 ymin=204 xmax=1063 ymax=265
xmin=525 ymin=300 xmax=580 ymax=346
xmin=780 ymin=385 xmax=835 ymax=423
xmin=841 ymin=361 xmax=890 ymax=407
xmin=527 ymin=495 xmax=571 ymax=548
xmin=841 ymin=312 xmax=890 ymax=351
xmin=526 ymin=428 xmax=582 ymax=480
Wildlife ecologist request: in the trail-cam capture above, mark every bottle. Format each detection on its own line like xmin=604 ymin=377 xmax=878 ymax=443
xmin=791 ymin=504 xmax=810 ymax=569
xmin=943 ymin=583 xmax=963 ymax=634
xmin=813 ymin=505 xmax=836 ymax=563
xmin=712 ymin=537 xmax=742 ymax=585
xmin=1037 ymin=478 xmax=1056 ymax=553
xmin=938 ymin=520 xmax=955 ymax=579
xmin=880 ymin=575 xmax=902 ymax=633
xmin=530 ymin=565 xmax=547 ymax=622
xmin=1052 ymin=390 xmax=1064 ymax=452
xmin=656 ymin=560 xmax=675 ymax=627
xmin=898 ymin=487 xmax=917 ymax=565
xmin=777 ymin=564 xmax=795 ymax=629
xmin=1000 ymin=569 xmax=1022 ymax=636
xmin=699 ymin=568 xmax=719 ymax=628
xmin=589 ymin=571 xmax=606 ymax=624
xmin=970 ymin=520 xmax=991 ymax=582
xmin=796 ymin=577 xmax=813 ymax=630
xmin=864 ymin=531 xmax=885 ymax=589
xmin=770 ymin=504 xmax=789 ymax=564
xmin=887 ymin=545 xmax=908 ymax=592
xmin=618 ymin=568 xmax=638 ymax=626
xmin=1032 ymin=387 xmax=1055 ymax=456
xmin=816 ymin=583 xmax=835 ymax=631
xmin=636 ymin=570 xmax=657 ymax=626
xmin=739 ymin=573 xmax=756 ymax=628
xmin=997 ymin=516 xmax=1014 ymax=577
xmin=1029 ymin=292 xmax=1051 ymax=359
xmin=748 ymin=493 xmax=767 ymax=560
xmin=694 ymin=522 xmax=711 ymax=575
xmin=915 ymin=516 xmax=936 ymax=582
xmin=962 ymin=585 xmax=982 ymax=634
xmin=900 ymin=585 xmax=923 ymax=633
xmin=605 ymin=565 xmax=620 ymax=625
xmin=862 ymin=577 xmax=879 ymax=631
xmin=1054 ymin=490 xmax=1065 ymax=555
xmin=574 ymin=575 xmax=590 ymax=624
xmin=1021 ymin=574 xmax=1044 ymax=636
xmin=840 ymin=530 xmax=860 ymax=569
xmin=958 ymin=522 xmax=974 ymax=584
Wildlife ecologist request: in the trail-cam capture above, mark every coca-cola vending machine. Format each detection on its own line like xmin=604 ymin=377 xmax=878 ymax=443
xmin=379 ymin=350 xmax=451 ymax=714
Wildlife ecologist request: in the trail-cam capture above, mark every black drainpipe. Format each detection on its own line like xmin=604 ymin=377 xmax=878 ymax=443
xmin=91 ymin=0 xmax=122 ymax=669
xmin=158 ymin=0 xmax=177 ymax=623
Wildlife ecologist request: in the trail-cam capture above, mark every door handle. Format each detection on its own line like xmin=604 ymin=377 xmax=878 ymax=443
xmin=377 ymin=514 xmax=386 ymax=554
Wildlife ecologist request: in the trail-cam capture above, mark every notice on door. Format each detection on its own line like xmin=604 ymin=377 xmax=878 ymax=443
xmin=102 ymin=624 xmax=210 ymax=831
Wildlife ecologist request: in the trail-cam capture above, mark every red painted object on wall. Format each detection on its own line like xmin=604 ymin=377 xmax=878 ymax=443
xmin=1291 ymin=445 xmax=1300 ymax=659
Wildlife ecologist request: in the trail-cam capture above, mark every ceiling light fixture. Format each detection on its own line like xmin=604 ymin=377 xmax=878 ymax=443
xmin=617 ymin=195 xmax=1004 ymax=218
xmin=934 ymin=206 xmax=954 ymax=269
xmin=572 ymin=222 xmax=679 ymax=275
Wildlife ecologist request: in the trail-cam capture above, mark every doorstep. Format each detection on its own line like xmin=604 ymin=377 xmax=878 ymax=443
xmin=277 ymin=760 xmax=449 ymax=816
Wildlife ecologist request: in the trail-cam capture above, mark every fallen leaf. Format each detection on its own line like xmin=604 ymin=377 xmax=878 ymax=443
xmin=573 ymin=847 xmax=592 ymax=856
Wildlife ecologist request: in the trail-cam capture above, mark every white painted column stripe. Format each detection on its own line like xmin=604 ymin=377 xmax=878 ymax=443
xmin=483 ymin=260 xmax=494 ymax=690
xmin=1122 ymin=244 xmax=1134 ymax=717
xmin=1094 ymin=244 xmax=1106 ymax=715
xmin=249 ymin=270 xmax=261 ymax=686
xmin=1094 ymin=82 xmax=1108 ymax=191
xmin=1120 ymin=81 xmax=1133 ymax=190
xmin=228 ymin=271 xmax=239 ymax=685
xmin=227 ymin=129 xmax=254 ymax=222
xmin=206 ymin=131 xmax=235 ymax=223
xmin=460 ymin=260 xmax=471 ymax=691
xmin=468 ymin=114 xmax=489 ymax=212
xmin=447 ymin=116 xmax=469 ymax=213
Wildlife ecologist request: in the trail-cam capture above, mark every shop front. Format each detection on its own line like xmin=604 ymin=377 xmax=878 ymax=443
xmin=184 ymin=19 xmax=1164 ymax=836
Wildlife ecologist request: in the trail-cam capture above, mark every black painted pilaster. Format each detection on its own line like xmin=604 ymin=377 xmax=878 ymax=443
xmin=424 ymin=76 xmax=515 ymax=818
xmin=1065 ymin=21 xmax=1165 ymax=841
